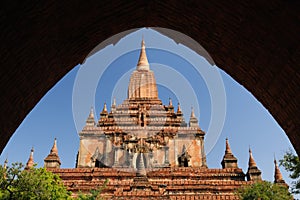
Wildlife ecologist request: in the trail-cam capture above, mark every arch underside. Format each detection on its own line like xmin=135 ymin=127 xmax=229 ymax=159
xmin=0 ymin=1 xmax=299 ymax=154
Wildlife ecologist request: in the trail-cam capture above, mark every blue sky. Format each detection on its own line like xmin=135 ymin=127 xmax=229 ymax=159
xmin=0 ymin=28 xmax=296 ymax=192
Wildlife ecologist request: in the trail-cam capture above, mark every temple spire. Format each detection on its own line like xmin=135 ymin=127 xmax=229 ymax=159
xmin=246 ymin=148 xmax=262 ymax=181
xmin=3 ymin=158 xmax=8 ymax=170
xmin=225 ymin=138 xmax=232 ymax=154
xmin=103 ymin=103 xmax=107 ymax=112
xmin=3 ymin=158 xmax=8 ymax=178
xmin=177 ymin=102 xmax=187 ymax=127
xmin=111 ymin=98 xmax=116 ymax=113
xmin=44 ymin=138 xmax=61 ymax=169
xmin=189 ymin=107 xmax=199 ymax=127
xmin=50 ymin=138 xmax=58 ymax=155
xmin=248 ymin=148 xmax=257 ymax=167
xmin=112 ymin=97 xmax=116 ymax=107
xmin=25 ymin=147 xmax=34 ymax=170
xmin=177 ymin=103 xmax=182 ymax=113
xmin=89 ymin=107 xmax=94 ymax=119
xmin=190 ymin=107 xmax=195 ymax=118
xmin=169 ymin=98 xmax=173 ymax=106
xmin=221 ymin=138 xmax=238 ymax=169
xmin=128 ymin=39 xmax=158 ymax=99
xmin=137 ymin=38 xmax=150 ymax=71
xmin=100 ymin=102 xmax=108 ymax=118
xmin=274 ymin=158 xmax=285 ymax=184
xmin=86 ymin=107 xmax=96 ymax=126
xmin=168 ymin=98 xmax=174 ymax=112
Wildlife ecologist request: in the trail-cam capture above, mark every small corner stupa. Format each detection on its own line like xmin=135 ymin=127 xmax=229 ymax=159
xmin=44 ymin=138 xmax=61 ymax=168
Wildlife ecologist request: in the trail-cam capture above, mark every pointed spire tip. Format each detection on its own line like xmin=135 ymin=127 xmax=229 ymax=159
xmin=177 ymin=102 xmax=181 ymax=113
xmin=248 ymin=147 xmax=257 ymax=167
xmin=26 ymin=147 xmax=34 ymax=169
xmin=112 ymin=97 xmax=116 ymax=106
xmin=225 ymin=138 xmax=232 ymax=154
xmin=103 ymin=102 xmax=107 ymax=112
xmin=88 ymin=106 xmax=95 ymax=118
xmin=190 ymin=107 xmax=195 ymax=118
xmin=137 ymin=38 xmax=150 ymax=70
xmin=50 ymin=138 xmax=58 ymax=155
xmin=169 ymin=98 xmax=173 ymax=106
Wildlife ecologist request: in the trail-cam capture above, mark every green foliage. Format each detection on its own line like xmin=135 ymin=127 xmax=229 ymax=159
xmin=0 ymin=162 xmax=71 ymax=200
xmin=76 ymin=179 xmax=108 ymax=200
xmin=280 ymin=149 xmax=300 ymax=194
xmin=237 ymin=181 xmax=292 ymax=200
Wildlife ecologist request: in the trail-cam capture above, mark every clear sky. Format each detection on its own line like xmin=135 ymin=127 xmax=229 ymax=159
xmin=0 ymin=28 xmax=296 ymax=193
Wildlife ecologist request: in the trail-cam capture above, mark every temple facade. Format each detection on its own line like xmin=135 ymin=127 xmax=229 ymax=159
xmin=76 ymin=39 xmax=206 ymax=170
xmin=34 ymin=40 xmax=287 ymax=199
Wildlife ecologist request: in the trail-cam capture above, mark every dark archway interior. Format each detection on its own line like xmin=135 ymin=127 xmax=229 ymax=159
xmin=0 ymin=1 xmax=299 ymax=155
xmin=184 ymin=159 xmax=189 ymax=167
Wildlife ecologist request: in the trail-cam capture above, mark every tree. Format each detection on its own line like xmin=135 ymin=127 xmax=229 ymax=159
xmin=236 ymin=181 xmax=292 ymax=200
xmin=0 ymin=162 xmax=71 ymax=199
xmin=280 ymin=149 xmax=300 ymax=194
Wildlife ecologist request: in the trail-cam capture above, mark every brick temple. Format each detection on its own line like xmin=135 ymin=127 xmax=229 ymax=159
xmin=25 ymin=40 xmax=287 ymax=199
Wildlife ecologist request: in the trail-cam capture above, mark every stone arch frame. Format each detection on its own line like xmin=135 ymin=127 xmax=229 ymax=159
xmin=0 ymin=1 xmax=299 ymax=155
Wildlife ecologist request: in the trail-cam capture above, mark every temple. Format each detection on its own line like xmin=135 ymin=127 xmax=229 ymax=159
xmin=76 ymin=40 xmax=206 ymax=169
xmin=34 ymin=39 xmax=287 ymax=199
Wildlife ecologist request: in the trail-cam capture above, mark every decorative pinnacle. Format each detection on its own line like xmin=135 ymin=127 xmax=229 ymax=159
xmin=50 ymin=138 xmax=58 ymax=155
xmin=177 ymin=103 xmax=182 ymax=113
xmin=137 ymin=38 xmax=150 ymax=70
xmin=4 ymin=158 xmax=8 ymax=169
xmin=169 ymin=98 xmax=173 ymax=106
xmin=25 ymin=147 xmax=34 ymax=169
xmin=248 ymin=148 xmax=257 ymax=167
xmin=103 ymin=102 xmax=107 ymax=112
xmin=190 ymin=107 xmax=195 ymax=118
xmin=89 ymin=107 xmax=94 ymax=118
xmin=112 ymin=97 xmax=116 ymax=107
xmin=225 ymin=138 xmax=232 ymax=154
xmin=274 ymin=158 xmax=284 ymax=182
xmin=30 ymin=147 xmax=34 ymax=157
xmin=86 ymin=107 xmax=96 ymax=126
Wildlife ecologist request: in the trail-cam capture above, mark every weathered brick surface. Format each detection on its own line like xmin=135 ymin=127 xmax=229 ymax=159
xmin=0 ymin=1 xmax=299 ymax=155
xmin=49 ymin=167 xmax=249 ymax=199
